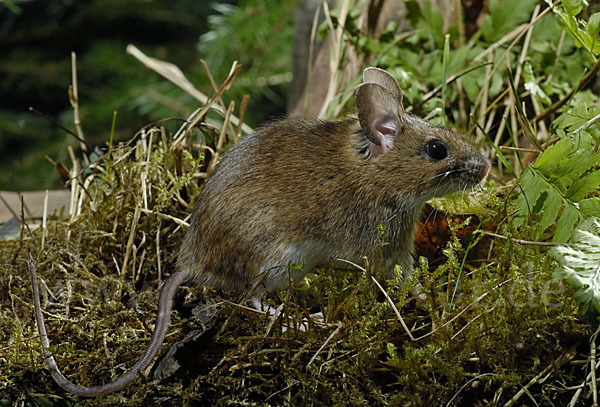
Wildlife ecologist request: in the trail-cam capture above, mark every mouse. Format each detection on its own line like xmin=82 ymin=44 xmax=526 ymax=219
xmin=29 ymin=67 xmax=490 ymax=397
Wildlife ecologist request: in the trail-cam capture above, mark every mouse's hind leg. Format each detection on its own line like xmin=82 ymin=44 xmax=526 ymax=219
xmin=250 ymin=296 xmax=326 ymax=332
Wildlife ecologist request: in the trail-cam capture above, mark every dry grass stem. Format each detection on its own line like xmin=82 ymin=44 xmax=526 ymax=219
xmin=504 ymin=349 xmax=576 ymax=407
xmin=303 ymin=5 xmax=321 ymax=117
xmin=121 ymin=205 xmax=141 ymax=279
xmin=200 ymin=59 xmax=238 ymax=138
xmin=318 ymin=0 xmax=350 ymax=119
xmin=307 ymin=323 xmax=342 ymax=367
xmin=68 ymin=52 xmax=89 ymax=165
xmin=126 ymin=45 xmax=251 ymax=140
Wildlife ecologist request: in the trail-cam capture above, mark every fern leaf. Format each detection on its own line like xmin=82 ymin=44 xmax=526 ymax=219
xmin=514 ymin=168 xmax=546 ymax=228
xmin=552 ymin=151 xmax=600 ymax=190
xmin=532 ymin=136 xmax=575 ymax=171
xmin=552 ymin=217 xmax=600 ymax=325
xmin=567 ymin=171 xmax=600 ymax=201
xmin=539 ymin=188 xmax=562 ymax=233
xmin=552 ymin=103 xmax=600 ymax=139
xmin=514 ymin=129 xmax=600 ymax=241
xmin=581 ymin=198 xmax=600 ymax=218
xmin=554 ymin=204 xmax=580 ymax=243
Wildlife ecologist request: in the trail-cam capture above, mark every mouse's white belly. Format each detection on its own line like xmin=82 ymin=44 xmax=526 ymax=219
xmin=257 ymin=240 xmax=343 ymax=293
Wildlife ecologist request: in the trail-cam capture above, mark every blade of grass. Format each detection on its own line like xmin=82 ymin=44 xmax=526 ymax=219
xmin=442 ymin=34 xmax=450 ymax=128
xmin=507 ymin=70 xmax=543 ymax=151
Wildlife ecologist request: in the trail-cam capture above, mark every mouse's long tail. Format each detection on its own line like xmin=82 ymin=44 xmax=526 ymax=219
xmin=28 ymin=254 xmax=188 ymax=397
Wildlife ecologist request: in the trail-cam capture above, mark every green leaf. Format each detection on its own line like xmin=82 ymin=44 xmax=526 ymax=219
xmin=533 ymin=133 xmax=598 ymax=190
xmin=539 ymin=188 xmax=563 ymax=233
xmin=552 ymin=103 xmax=600 ymax=134
xmin=566 ymin=171 xmax=600 ymax=201
xmin=514 ymin=168 xmax=546 ymax=228
xmin=551 ymin=217 xmax=600 ymax=325
xmin=421 ymin=0 xmax=445 ymax=48
xmin=580 ymin=198 xmax=600 ymax=218
xmin=562 ymin=0 xmax=584 ymax=17
xmin=481 ymin=0 xmax=537 ymax=42
xmin=533 ymin=137 xmax=575 ymax=171
xmin=521 ymin=168 xmax=546 ymax=210
xmin=481 ymin=14 xmax=494 ymax=43
xmin=553 ymin=204 xmax=580 ymax=242
xmin=590 ymin=12 xmax=600 ymax=34
xmin=513 ymin=172 xmax=532 ymax=228
xmin=553 ymin=151 xmax=600 ymax=190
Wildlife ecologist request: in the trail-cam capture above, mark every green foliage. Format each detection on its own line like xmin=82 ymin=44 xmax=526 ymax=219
xmin=513 ymin=100 xmax=600 ymax=242
xmin=197 ymin=0 xmax=296 ymax=106
xmin=509 ymin=0 xmax=600 ymax=243
xmin=481 ymin=0 xmax=538 ymax=42
xmin=523 ymin=62 xmax=551 ymax=105
xmin=552 ymin=101 xmax=600 ymax=139
xmin=546 ymin=0 xmax=600 ymax=58
xmin=513 ymin=130 xmax=600 ymax=242
xmin=405 ymin=0 xmax=447 ymax=48
xmin=552 ymin=217 xmax=600 ymax=325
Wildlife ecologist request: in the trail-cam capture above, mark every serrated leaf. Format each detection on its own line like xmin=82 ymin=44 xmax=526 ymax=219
xmin=521 ymin=168 xmax=546 ymax=210
xmin=562 ymin=0 xmax=583 ymax=17
xmin=553 ymin=151 xmax=600 ymax=190
xmin=553 ymin=103 xmax=600 ymax=134
xmin=567 ymin=170 xmax=600 ymax=201
xmin=553 ymin=204 xmax=580 ymax=242
xmin=539 ymin=188 xmax=563 ymax=233
xmin=533 ymin=137 xmax=575 ymax=171
xmin=514 ymin=169 xmax=537 ymax=228
xmin=551 ymin=217 xmax=600 ymax=325
xmin=580 ymin=198 xmax=600 ymax=218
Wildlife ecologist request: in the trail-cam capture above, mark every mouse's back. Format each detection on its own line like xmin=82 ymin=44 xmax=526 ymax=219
xmin=177 ymin=118 xmax=371 ymax=293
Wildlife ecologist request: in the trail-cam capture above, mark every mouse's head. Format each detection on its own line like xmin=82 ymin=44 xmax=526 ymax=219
xmin=355 ymin=67 xmax=489 ymax=202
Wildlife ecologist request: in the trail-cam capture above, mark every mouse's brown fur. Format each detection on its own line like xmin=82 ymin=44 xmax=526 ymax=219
xmin=178 ymin=114 xmax=486 ymax=295
xmin=30 ymin=67 xmax=489 ymax=397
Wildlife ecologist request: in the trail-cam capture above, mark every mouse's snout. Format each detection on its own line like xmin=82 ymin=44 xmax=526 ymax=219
xmin=462 ymin=154 xmax=490 ymax=186
xmin=481 ymin=159 xmax=491 ymax=179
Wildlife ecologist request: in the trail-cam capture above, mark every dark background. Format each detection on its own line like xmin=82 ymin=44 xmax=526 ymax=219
xmin=0 ymin=0 xmax=296 ymax=190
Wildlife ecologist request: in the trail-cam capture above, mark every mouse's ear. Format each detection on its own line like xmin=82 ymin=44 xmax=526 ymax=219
xmin=362 ymin=67 xmax=403 ymax=106
xmin=355 ymin=82 xmax=403 ymax=157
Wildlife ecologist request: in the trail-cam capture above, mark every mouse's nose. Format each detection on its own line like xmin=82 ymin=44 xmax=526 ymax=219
xmin=481 ymin=161 xmax=490 ymax=178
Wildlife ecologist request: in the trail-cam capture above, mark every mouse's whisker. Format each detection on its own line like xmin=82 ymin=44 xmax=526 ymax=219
xmin=411 ymin=170 xmax=455 ymax=190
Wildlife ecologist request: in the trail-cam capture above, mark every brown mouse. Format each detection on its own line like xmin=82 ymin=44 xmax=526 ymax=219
xmin=29 ymin=67 xmax=490 ymax=397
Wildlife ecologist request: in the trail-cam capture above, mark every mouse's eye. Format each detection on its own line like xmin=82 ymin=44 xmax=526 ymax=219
xmin=425 ymin=140 xmax=448 ymax=161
